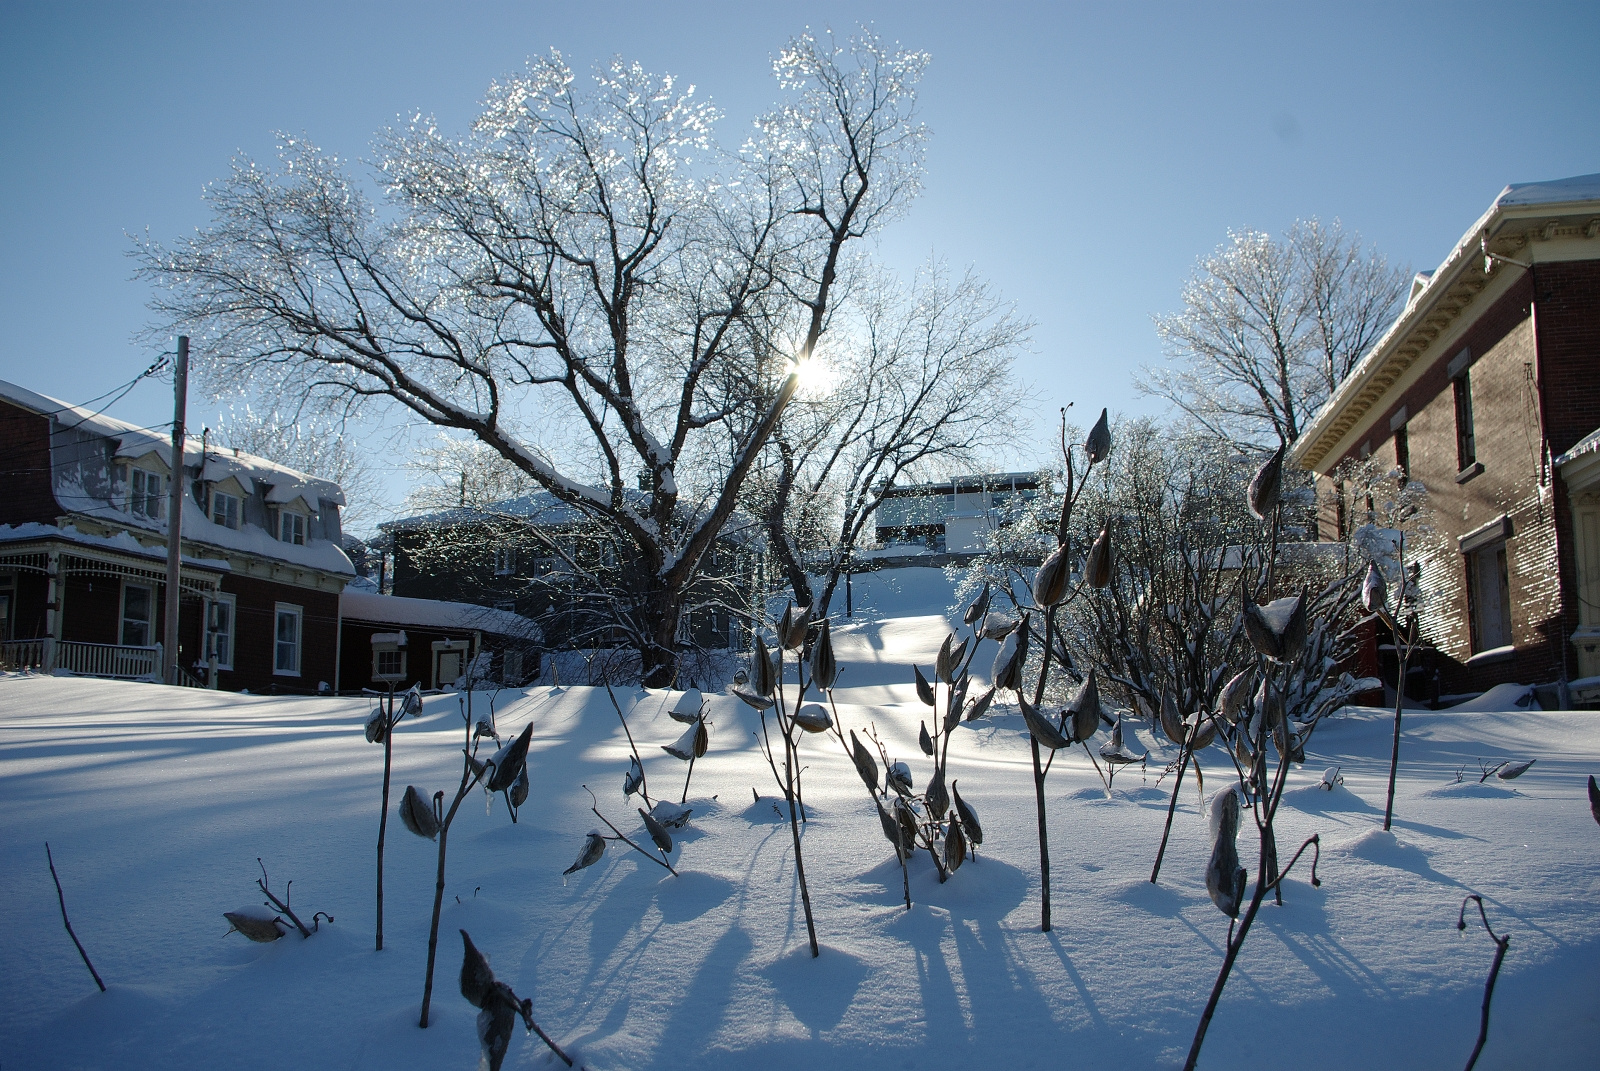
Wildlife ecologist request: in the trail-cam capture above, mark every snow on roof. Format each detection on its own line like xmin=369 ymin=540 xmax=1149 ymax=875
xmin=385 ymin=489 xmax=760 ymax=544
xmin=1554 ymin=426 xmax=1600 ymax=469
xmin=1495 ymin=172 xmax=1600 ymax=207
xmin=0 ymin=378 xmax=346 ymax=507
xmin=0 ymin=522 xmax=230 ymax=571
xmin=340 ymin=590 xmax=542 ymax=641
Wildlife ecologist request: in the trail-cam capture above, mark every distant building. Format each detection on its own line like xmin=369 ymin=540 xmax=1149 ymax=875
xmin=0 ymin=378 xmax=353 ymax=691
xmin=873 ymin=473 xmax=1040 ymax=553
xmin=1291 ymin=173 xmax=1600 ymax=697
xmin=338 ymin=590 xmax=542 ymax=692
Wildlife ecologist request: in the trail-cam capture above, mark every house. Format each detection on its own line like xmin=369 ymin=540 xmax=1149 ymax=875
xmin=1290 ymin=173 xmax=1600 ymax=697
xmin=873 ymin=473 xmax=1040 ymax=554
xmin=338 ymin=589 xmax=543 ymax=692
xmin=0 ymin=378 xmax=353 ymax=692
xmin=382 ymin=492 xmax=754 ymax=654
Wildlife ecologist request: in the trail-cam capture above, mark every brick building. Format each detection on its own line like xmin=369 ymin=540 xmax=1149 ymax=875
xmin=1290 ymin=174 xmax=1600 ymax=697
xmin=0 ymin=378 xmax=354 ymax=692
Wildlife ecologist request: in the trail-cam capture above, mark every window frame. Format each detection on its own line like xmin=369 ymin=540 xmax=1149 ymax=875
xmin=1453 ymin=372 xmax=1477 ymax=472
xmin=207 ymin=592 xmax=236 ymax=671
xmin=129 ymin=467 xmax=166 ymax=520
xmin=278 ymin=509 xmax=307 ymax=546
xmin=1465 ymin=541 xmax=1513 ymax=654
xmin=493 ymin=546 xmax=516 ymax=576
xmin=273 ymin=602 xmax=303 ymax=676
xmin=211 ymin=489 xmax=241 ymax=530
xmin=120 ymin=581 xmax=155 ymax=648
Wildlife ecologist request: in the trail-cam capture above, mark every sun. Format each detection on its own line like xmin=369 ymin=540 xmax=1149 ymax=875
xmin=789 ymin=356 xmax=839 ymax=398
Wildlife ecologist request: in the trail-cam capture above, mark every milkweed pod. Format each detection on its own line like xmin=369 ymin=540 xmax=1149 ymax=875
xmin=364 ymin=708 xmax=387 ymax=744
xmin=981 ymin=612 xmax=1018 ymax=640
xmin=952 ymin=780 xmax=983 ymax=845
xmin=849 ymin=729 xmax=880 ymax=795
xmin=1205 ymin=786 xmax=1247 ymax=918
xmin=945 ymin=675 xmax=970 ymax=732
xmin=475 ymin=718 xmax=497 ymax=739
xmin=669 ymin=688 xmax=705 ymax=723
xmin=1068 ymin=668 xmax=1101 ymax=743
xmin=485 ymin=722 xmax=533 ymax=794
xmin=965 ymin=686 xmax=996 ymax=722
xmin=649 ymin=800 xmax=694 ymax=828
xmin=964 ymin=583 xmax=991 ymax=627
xmin=919 ymin=721 xmax=935 ymax=756
xmin=944 ymin=813 xmax=968 ymax=872
xmin=876 ymin=800 xmax=907 ymax=857
xmin=992 ymin=614 xmax=1031 ymax=692
xmin=794 ymin=704 xmax=833 ymax=733
xmin=564 ymin=831 xmax=606 ymax=875
xmin=1218 ymin=667 xmax=1255 ymax=724
xmin=926 ymin=766 xmax=950 ymax=821
xmin=1085 ymin=523 xmax=1113 ymax=588
xmin=779 ymin=603 xmax=811 ymax=651
xmin=810 ymin=620 xmax=837 ymax=690
xmin=1235 ymin=732 xmax=1254 ymax=766
xmin=895 ymin=796 xmax=920 ymax=848
xmin=1188 ymin=713 xmax=1219 ymax=752
xmin=224 ymin=908 xmax=286 ymax=942
xmin=459 ymin=929 xmax=496 ymax=1009
xmin=1085 ymin=407 xmax=1112 ymax=464
xmin=1159 ymin=691 xmax=1186 ymax=745
xmin=639 ymin=807 xmax=674 ymax=854
xmin=1019 ymin=693 xmax=1070 ymax=751
xmin=401 ymin=683 xmax=423 ymax=719
xmin=1497 ymin=759 xmax=1536 ymax=780
xmin=914 ymin=664 xmax=936 ymax=707
xmin=888 ymin=761 xmax=914 ymax=796
xmin=733 ymin=688 xmax=774 ymax=710
xmin=1248 ymin=442 xmax=1285 ymax=520
xmin=936 ymin=633 xmax=955 ymax=684
xmin=1242 ymin=600 xmax=1281 ymax=660
xmin=662 ymin=719 xmax=701 ymax=761
xmin=1032 ymin=543 xmax=1072 ymax=607
xmin=751 ymin=635 xmax=775 ymax=698
xmin=1362 ymin=562 xmax=1388 ymax=615
xmin=1589 ymin=775 xmax=1600 ymax=825
xmin=623 ymin=755 xmax=644 ymax=797
xmin=400 ymin=784 xmax=439 ymax=840
xmin=693 ymin=718 xmax=709 ymax=758
xmin=1281 ymin=593 xmax=1308 ymax=663
xmin=509 ymin=765 xmax=529 ymax=809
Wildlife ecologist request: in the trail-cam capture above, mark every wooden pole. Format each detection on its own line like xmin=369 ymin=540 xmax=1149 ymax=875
xmin=162 ymin=337 xmax=188 ymax=685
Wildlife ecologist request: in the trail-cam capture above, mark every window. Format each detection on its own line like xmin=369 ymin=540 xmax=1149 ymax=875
xmin=1466 ymin=542 xmax=1512 ymax=653
xmin=375 ymin=648 xmax=405 ymax=678
xmin=130 ymin=468 xmax=165 ymax=520
xmin=502 ymin=650 xmax=524 ymax=683
xmin=493 ymin=547 xmax=516 ymax=576
xmin=1454 ymin=373 xmax=1477 ymax=471
xmin=211 ymin=490 xmax=241 ymax=530
xmin=274 ymin=603 xmax=302 ymax=675
xmin=121 ymin=582 xmax=154 ymax=647
xmin=207 ymin=594 xmax=236 ymax=670
xmin=279 ymin=510 xmax=307 ymax=546
xmin=1394 ymin=425 xmax=1410 ymax=483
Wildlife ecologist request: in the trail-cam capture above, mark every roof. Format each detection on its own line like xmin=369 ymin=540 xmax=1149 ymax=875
xmin=384 ymin=489 xmax=760 ymax=545
xmin=340 ymin=590 xmax=542 ymax=642
xmin=0 ymin=522 xmax=230 ymax=571
xmin=1 ymin=378 xmax=354 ymax=576
xmin=1291 ymin=173 xmax=1600 ymax=473
xmin=1554 ymin=426 xmax=1600 ymax=469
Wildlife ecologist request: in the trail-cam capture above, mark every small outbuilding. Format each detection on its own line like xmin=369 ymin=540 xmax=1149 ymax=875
xmin=338 ymin=590 xmax=542 ymax=693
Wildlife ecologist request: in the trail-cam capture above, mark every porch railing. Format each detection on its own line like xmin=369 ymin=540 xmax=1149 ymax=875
xmin=55 ymin=641 xmax=162 ymax=680
xmin=1 ymin=638 xmax=49 ymax=671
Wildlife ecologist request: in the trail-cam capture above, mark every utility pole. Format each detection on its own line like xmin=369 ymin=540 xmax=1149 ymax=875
xmin=162 ymin=337 xmax=189 ymax=686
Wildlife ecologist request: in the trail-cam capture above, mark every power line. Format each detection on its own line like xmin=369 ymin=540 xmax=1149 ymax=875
xmin=54 ymin=354 xmax=175 ymax=433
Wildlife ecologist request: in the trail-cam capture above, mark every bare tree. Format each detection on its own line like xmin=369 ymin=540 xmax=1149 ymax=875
xmin=139 ymin=31 xmax=928 ymax=686
xmin=755 ymin=260 xmax=1028 ymax=616
xmin=1144 ymin=219 xmax=1409 ymax=447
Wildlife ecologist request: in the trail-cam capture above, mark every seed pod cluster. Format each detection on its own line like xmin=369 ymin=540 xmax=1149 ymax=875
xmin=1242 ymin=595 xmax=1307 ymax=663
xmin=485 ymin=723 xmax=533 ymax=794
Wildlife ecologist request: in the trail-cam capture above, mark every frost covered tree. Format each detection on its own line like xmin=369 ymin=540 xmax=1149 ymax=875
xmin=215 ymin=405 xmax=381 ymax=532
xmin=1143 ymin=220 xmax=1409 ymax=447
xmin=139 ymin=30 xmax=929 ymax=686
xmin=753 ymin=260 xmax=1028 ymax=617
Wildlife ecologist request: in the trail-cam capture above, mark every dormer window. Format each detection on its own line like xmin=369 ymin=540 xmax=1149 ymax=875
xmin=129 ymin=468 xmax=165 ymax=520
xmin=493 ymin=547 xmax=516 ymax=576
xmin=211 ymin=490 xmax=241 ymax=530
xmin=279 ymin=509 xmax=307 ymax=546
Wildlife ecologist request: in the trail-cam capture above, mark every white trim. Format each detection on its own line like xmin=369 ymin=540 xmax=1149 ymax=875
xmin=208 ymin=592 xmax=237 ymax=671
xmin=120 ymin=580 xmax=155 ymax=648
xmin=273 ymin=602 xmax=303 ymax=676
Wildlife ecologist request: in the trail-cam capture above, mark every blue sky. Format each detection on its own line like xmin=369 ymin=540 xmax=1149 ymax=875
xmin=2 ymin=1 xmax=1596 ymax=519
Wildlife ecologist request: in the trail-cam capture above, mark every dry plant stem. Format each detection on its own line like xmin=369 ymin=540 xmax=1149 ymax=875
xmin=45 ymin=843 xmax=105 ymax=992
xmin=604 ymin=678 xmax=653 ymax=807
xmin=529 ymin=1016 xmax=577 ymax=1068
xmin=1184 ymin=834 xmax=1321 ymax=1071
xmin=256 ymin=860 xmax=315 ymax=938
xmin=1383 ymin=612 xmax=1414 ymax=832
xmin=420 ymin=704 xmax=482 ymax=1029
xmin=1459 ymin=895 xmax=1510 ymax=1071
xmin=584 ymin=787 xmax=678 ymax=874
xmin=1026 ymin=606 xmax=1060 ymax=933
xmin=681 ymin=752 xmax=697 ymax=805
xmin=1150 ymin=740 xmax=1193 ymax=884
xmin=376 ymin=686 xmax=395 ymax=951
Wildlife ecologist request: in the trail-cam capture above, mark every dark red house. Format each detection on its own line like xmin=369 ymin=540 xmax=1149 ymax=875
xmin=1291 ymin=174 xmax=1600 ymax=699
xmin=0 ymin=379 xmax=354 ymax=693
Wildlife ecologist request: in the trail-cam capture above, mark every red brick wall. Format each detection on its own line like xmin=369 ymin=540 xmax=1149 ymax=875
xmin=0 ymin=400 xmax=62 ymax=525
xmin=219 ymin=574 xmax=340 ymax=694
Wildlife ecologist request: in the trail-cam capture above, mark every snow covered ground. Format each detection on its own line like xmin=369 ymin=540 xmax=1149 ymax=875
xmin=3 ymin=569 xmax=1598 ymax=1069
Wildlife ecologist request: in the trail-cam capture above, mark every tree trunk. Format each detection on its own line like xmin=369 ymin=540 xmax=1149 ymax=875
xmin=641 ymin=584 xmax=687 ymax=689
